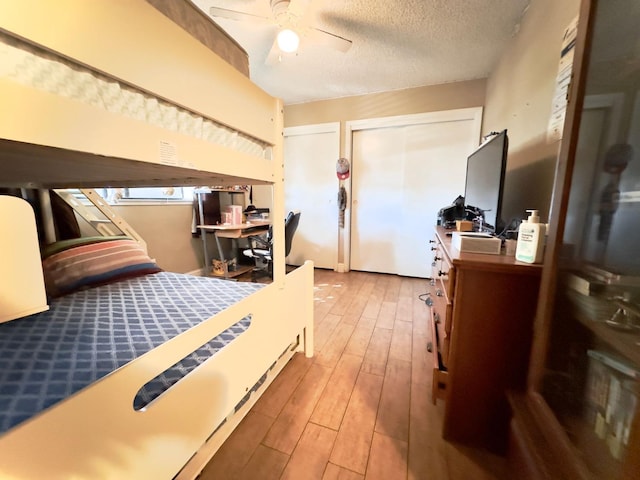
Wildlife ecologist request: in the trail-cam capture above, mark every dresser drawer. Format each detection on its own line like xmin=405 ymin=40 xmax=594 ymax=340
xmin=431 ymin=289 xmax=449 ymax=366
xmin=427 ymin=293 xmax=448 ymax=404
xmin=431 ymin=236 xmax=455 ymax=337
xmin=441 ymin=332 xmax=450 ymax=366
xmin=432 ymin=280 xmax=454 ymax=333
xmin=432 ymin=241 xmax=455 ymax=305
xmin=429 ymin=309 xmax=448 ymax=403
xmin=443 ymin=297 xmax=453 ymax=335
xmin=438 ymin=262 xmax=455 ymax=304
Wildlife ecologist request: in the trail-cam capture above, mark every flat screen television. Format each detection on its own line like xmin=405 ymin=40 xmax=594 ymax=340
xmin=463 ymin=129 xmax=508 ymax=234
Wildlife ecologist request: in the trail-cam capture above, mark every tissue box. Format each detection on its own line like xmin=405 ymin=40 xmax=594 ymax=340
xmin=451 ymin=232 xmax=502 ymax=255
xmin=226 ymin=205 xmax=243 ymax=225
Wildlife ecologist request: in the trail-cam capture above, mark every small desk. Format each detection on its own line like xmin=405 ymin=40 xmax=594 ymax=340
xmin=198 ymin=222 xmax=270 ymax=278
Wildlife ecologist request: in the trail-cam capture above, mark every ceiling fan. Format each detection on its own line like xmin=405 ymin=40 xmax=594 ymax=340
xmin=209 ymin=0 xmax=352 ymax=61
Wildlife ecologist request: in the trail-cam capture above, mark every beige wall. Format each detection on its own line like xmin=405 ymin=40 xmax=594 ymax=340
xmin=484 ymin=0 xmax=581 ymax=225
xmin=77 ymin=204 xmax=205 ymax=274
xmin=76 ymin=189 xmax=255 ymax=274
xmin=285 ymin=80 xmax=487 ymax=126
xmin=284 ymin=80 xmax=486 ymax=156
xmin=103 ymin=194 xmax=250 ymax=274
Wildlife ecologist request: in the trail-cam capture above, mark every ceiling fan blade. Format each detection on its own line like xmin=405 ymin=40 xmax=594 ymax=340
xmin=209 ymin=6 xmax=272 ymax=24
xmin=264 ymin=38 xmax=282 ymax=66
xmin=287 ymin=0 xmax=311 ymax=21
xmin=307 ymin=27 xmax=352 ymax=53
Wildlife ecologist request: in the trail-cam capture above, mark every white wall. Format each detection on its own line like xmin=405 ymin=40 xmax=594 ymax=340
xmin=483 ymin=0 xmax=582 ymax=225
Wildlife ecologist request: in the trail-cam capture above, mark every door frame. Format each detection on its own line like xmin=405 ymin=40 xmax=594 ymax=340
xmin=344 ymin=107 xmax=483 ymax=272
xmin=284 ymin=122 xmax=341 ymax=270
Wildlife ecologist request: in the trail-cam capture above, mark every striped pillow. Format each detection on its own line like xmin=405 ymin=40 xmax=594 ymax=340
xmin=42 ymin=238 xmax=161 ymax=298
xmin=41 ymin=235 xmax=130 ymax=259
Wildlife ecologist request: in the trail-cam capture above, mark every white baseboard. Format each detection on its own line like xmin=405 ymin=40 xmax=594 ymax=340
xmin=185 ymin=268 xmax=205 ymax=276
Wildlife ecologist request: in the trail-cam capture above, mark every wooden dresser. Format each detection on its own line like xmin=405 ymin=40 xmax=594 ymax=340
xmin=427 ymin=226 xmax=542 ymax=452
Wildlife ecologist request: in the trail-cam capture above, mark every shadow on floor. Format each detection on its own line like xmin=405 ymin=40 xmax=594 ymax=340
xmin=235 ymin=264 xmax=299 ymax=284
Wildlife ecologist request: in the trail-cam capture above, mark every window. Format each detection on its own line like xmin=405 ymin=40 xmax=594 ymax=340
xmin=97 ymin=187 xmax=196 ymax=204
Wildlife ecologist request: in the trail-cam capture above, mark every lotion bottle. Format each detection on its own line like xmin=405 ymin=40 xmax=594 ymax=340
xmin=515 ymin=210 xmax=546 ymax=264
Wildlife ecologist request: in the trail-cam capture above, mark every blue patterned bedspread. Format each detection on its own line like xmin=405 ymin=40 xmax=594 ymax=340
xmin=0 ymin=272 xmax=264 ymax=434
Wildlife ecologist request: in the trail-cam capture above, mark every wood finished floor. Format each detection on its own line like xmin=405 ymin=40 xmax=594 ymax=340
xmin=199 ymin=269 xmax=507 ymax=480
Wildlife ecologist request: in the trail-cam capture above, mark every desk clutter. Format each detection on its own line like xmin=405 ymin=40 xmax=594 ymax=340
xmin=199 ymin=223 xmax=270 ymax=279
xmin=221 ymin=205 xmax=243 ymax=225
xmin=244 ymin=206 xmax=270 ymax=223
xmin=212 ymin=257 xmax=238 ymax=276
xmin=193 ymin=188 xmax=274 ymax=279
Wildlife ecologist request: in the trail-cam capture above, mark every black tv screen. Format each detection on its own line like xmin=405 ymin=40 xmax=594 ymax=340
xmin=463 ymin=129 xmax=508 ymax=233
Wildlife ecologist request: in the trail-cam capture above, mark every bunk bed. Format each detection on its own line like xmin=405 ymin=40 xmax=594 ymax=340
xmin=0 ymin=2 xmax=314 ymax=479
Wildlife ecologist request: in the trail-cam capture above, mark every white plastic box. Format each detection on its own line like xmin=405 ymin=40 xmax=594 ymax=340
xmin=451 ymin=232 xmax=502 ymax=255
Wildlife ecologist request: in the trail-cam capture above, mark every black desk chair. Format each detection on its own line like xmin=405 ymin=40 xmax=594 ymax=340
xmin=243 ymin=210 xmax=301 ymax=279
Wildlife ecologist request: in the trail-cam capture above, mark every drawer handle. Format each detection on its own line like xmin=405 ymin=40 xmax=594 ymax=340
xmin=425 ymin=297 xmax=433 ymax=306
xmin=436 ymin=289 xmax=443 ymax=297
xmin=430 ymin=278 xmax=436 ymax=286
xmin=427 ymin=341 xmax=433 ymax=353
xmin=434 ymin=312 xmax=441 ymax=323
xmin=433 ymin=255 xmax=442 ymax=261
xmin=438 ymin=270 xmax=446 ymax=277
xmin=431 ymin=261 xmax=436 ymax=267
xmin=429 ymin=240 xmax=436 ymax=244
xmin=431 ymin=246 xmax=437 ymax=251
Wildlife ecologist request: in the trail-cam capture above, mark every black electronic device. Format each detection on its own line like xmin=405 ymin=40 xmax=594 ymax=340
xmin=463 ymin=129 xmax=508 ymax=233
xmin=437 ymin=195 xmax=466 ymax=228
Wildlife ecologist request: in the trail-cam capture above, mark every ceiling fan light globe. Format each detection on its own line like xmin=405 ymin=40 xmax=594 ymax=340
xmin=277 ymin=29 xmax=299 ymax=53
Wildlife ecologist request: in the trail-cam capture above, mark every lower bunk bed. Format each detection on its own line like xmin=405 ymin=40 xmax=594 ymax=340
xmin=0 ymin=230 xmax=314 ymax=479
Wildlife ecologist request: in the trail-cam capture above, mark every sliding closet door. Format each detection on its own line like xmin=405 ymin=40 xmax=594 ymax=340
xmin=349 ymin=109 xmax=482 ymax=277
xmin=284 ymin=123 xmax=340 ymax=270
xmin=350 ymin=126 xmax=404 ymax=275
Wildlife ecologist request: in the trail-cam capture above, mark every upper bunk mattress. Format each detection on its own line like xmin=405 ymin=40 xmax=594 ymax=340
xmin=0 ymin=271 xmax=264 ymax=435
xmin=0 ymin=1 xmax=281 ymax=190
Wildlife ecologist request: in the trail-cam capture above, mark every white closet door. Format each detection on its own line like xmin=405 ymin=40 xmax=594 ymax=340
xmin=350 ymin=127 xmax=404 ymax=275
xmin=349 ymin=109 xmax=482 ymax=277
xmin=284 ymin=123 xmax=340 ymax=270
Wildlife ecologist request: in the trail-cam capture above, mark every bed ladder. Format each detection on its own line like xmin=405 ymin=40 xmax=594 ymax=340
xmin=52 ymin=189 xmax=148 ymax=254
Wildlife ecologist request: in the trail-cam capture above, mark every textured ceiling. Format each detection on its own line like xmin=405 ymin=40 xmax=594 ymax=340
xmin=192 ymin=0 xmax=530 ymax=105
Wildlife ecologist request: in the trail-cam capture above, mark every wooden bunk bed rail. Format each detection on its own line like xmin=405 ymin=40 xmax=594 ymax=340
xmin=0 ymin=262 xmax=314 ymax=480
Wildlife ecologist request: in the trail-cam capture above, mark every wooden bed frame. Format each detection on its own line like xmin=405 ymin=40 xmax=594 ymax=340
xmin=0 ymin=1 xmax=314 ymax=478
